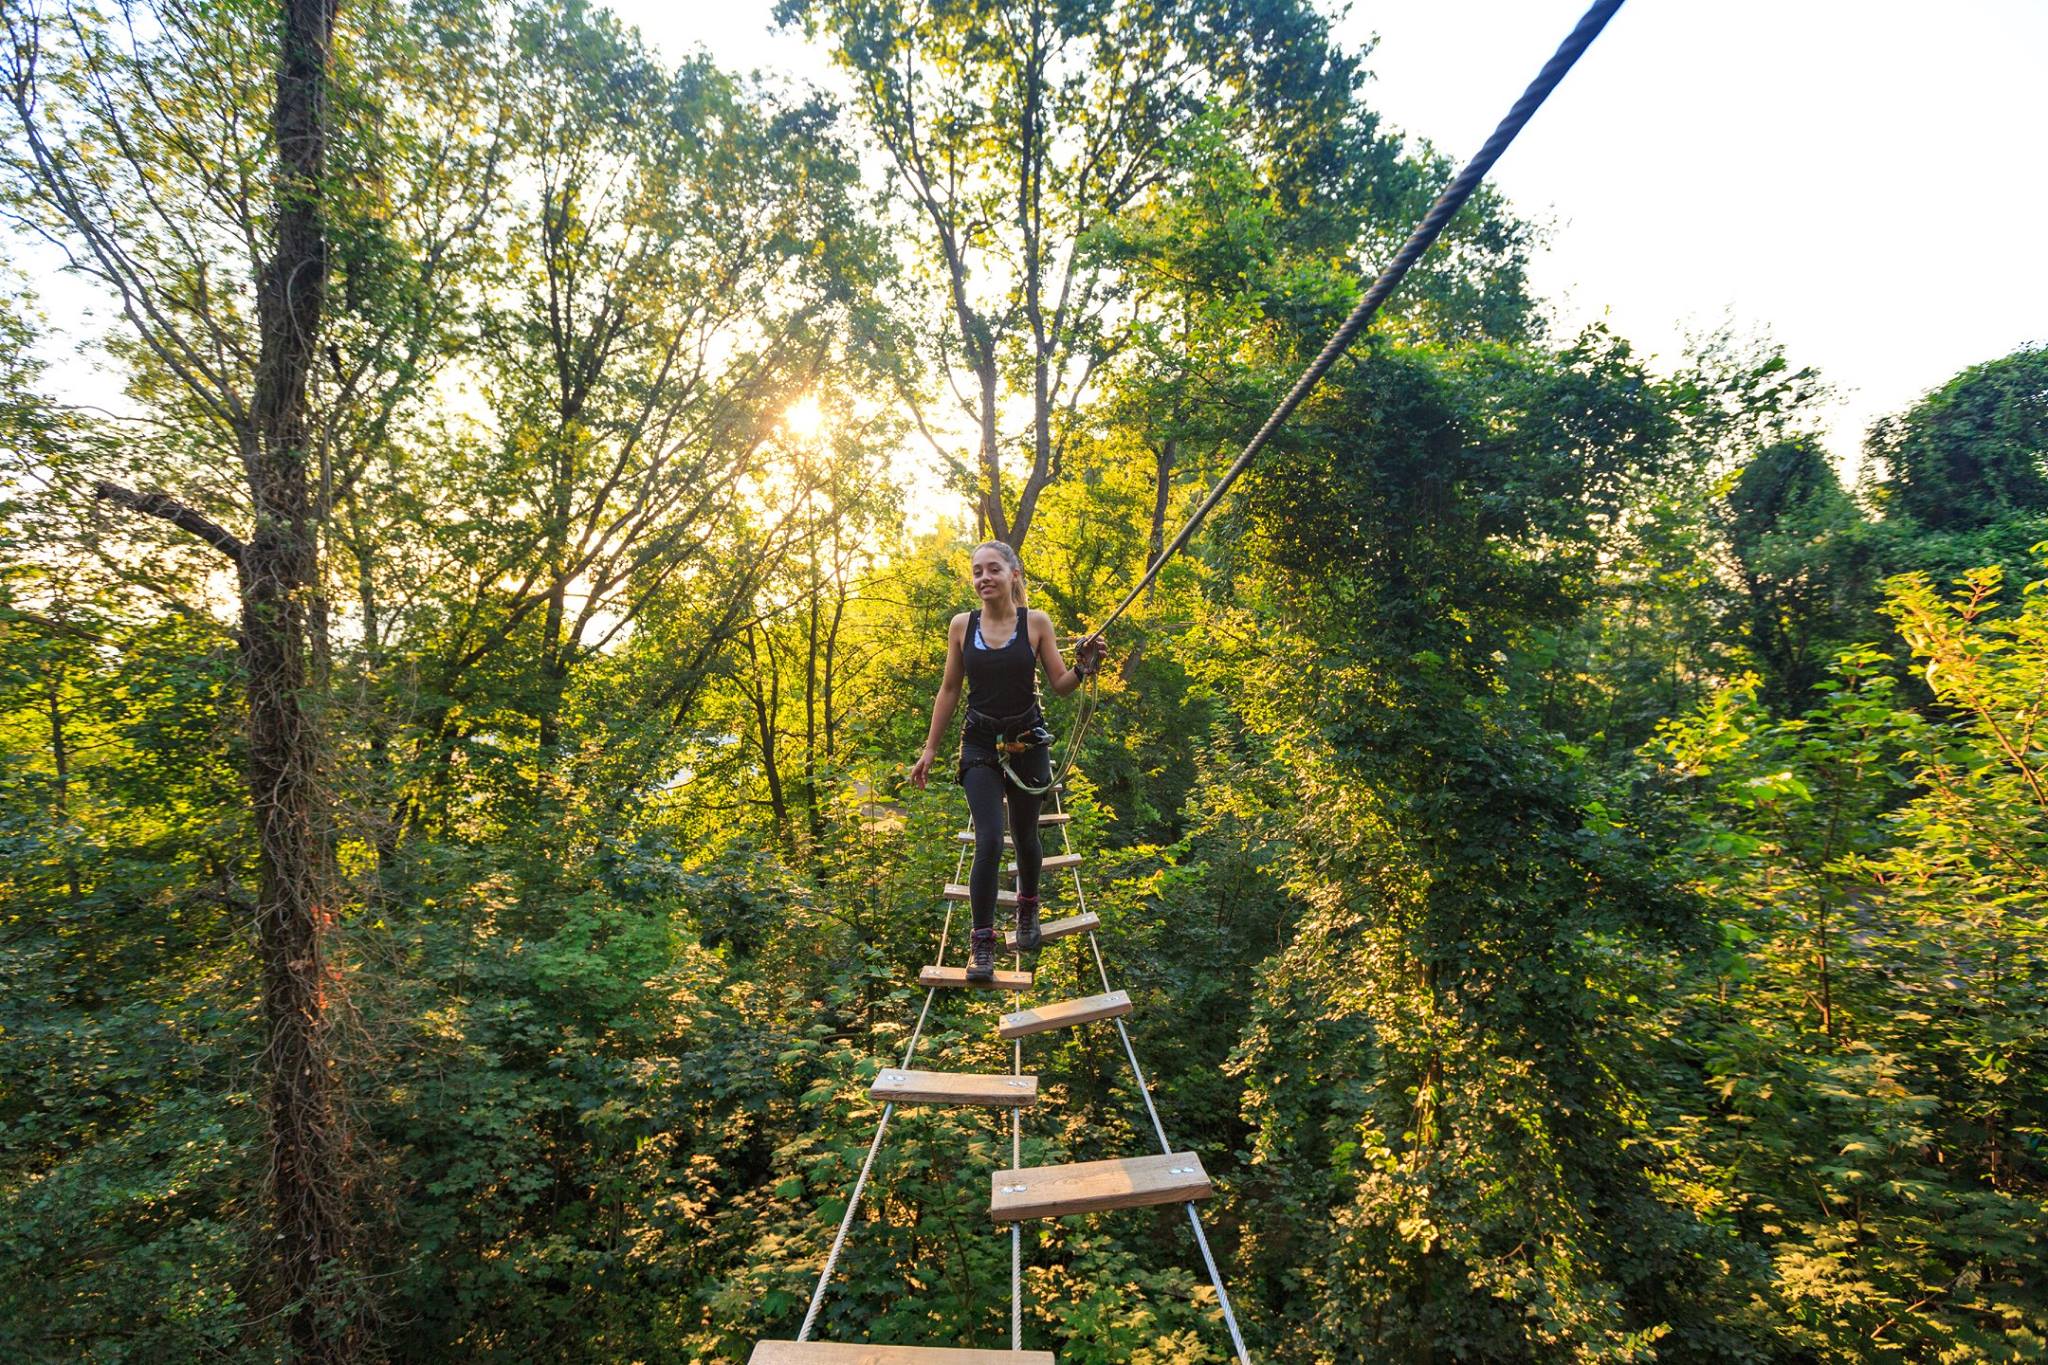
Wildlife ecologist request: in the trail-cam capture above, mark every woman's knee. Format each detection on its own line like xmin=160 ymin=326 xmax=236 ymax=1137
xmin=1008 ymin=808 xmax=1043 ymax=863
xmin=964 ymin=774 xmax=1006 ymax=849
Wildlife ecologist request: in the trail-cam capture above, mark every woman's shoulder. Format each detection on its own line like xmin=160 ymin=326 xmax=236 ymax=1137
xmin=948 ymin=611 xmax=971 ymax=637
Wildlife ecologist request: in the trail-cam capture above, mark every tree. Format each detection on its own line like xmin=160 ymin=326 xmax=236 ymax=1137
xmin=1647 ymin=570 xmax=2048 ymax=1354
xmin=1723 ymin=437 xmax=1879 ymax=711
xmin=782 ymin=0 xmax=1369 ymax=550
xmin=1208 ymin=336 xmax=1756 ymax=1359
xmin=724 ymin=402 xmax=907 ymax=853
xmin=341 ymin=1 xmax=882 ymax=899
xmin=3 ymin=0 xmax=363 ymax=1351
xmin=1871 ymin=343 xmax=2048 ymax=533
xmin=1516 ymin=328 xmax=1833 ymax=749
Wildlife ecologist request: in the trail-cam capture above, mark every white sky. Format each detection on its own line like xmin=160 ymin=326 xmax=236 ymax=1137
xmin=621 ymin=0 xmax=2048 ymax=478
xmin=13 ymin=2 xmax=2041 ymax=483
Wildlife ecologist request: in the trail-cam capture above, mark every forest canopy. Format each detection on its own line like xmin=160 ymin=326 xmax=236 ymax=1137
xmin=1 ymin=1 xmax=2044 ymax=1362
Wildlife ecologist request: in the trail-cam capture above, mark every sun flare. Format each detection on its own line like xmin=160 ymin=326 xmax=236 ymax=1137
xmin=782 ymin=394 xmax=826 ymax=440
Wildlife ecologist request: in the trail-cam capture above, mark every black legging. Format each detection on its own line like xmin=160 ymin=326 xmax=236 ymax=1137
xmin=964 ymin=763 xmax=1045 ymax=931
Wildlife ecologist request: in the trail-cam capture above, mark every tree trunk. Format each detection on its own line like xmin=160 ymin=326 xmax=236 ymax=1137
xmin=803 ymin=526 xmax=822 ymax=844
xmin=245 ymin=0 xmax=354 ymax=1355
xmin=44 ymin=656 xmax=82 ymax=905
xmin=534 ymin=436 xmax=574 ymax=787
xmin=1007 ymin=1 xmax=1050 ymax=552
xmin=746 ymin=626 xmax=790 ymax=835
xmin=1144 ymin=439 xmax=1175 ymax=598
xmin=976 ymin=361 xmax=1007 ymax=543
xmin=349 ymin=516 xmax=397 ymax=892
xmin=64 ymin=3 xmax=352 ymax=1337
xmin=823 ymin=574 xmax=846 ymax=759
xmin=1119 ymin=438 xmax=1176 ymax=684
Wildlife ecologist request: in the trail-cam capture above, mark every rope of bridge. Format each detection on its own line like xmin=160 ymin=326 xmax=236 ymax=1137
xmin=793 ymin=847 xmax=966 ymax=1344
xmin=797 ymin=791 xmax=1253 ymax=1355
xmin=1060 ymin=814 xmax=1253 ymax=1363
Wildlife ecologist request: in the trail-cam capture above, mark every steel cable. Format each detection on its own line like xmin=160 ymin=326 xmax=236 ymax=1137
xmin=1082 ymin=0 xmax=1627 ymax=648
xmin=1011 ymin=874 xmax=1027 ymax=1352
xmin=1046 ymin=12 xmax=1628 ymax=1349
xmin=1011 ymin=1033 xmax=1024 ymax=1352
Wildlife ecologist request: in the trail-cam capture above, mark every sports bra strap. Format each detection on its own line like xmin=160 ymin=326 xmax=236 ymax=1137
xmin=968 ymin=607 xmax=1032 ymax=653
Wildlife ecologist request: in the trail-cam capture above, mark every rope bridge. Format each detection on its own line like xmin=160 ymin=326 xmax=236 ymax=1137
xmin=751 ymin=3 xmax=1627 ymax=1358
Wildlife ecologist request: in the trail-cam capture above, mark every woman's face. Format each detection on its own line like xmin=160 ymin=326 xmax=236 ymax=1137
xmin=971 ymin=548 xmax=1014 ymax=604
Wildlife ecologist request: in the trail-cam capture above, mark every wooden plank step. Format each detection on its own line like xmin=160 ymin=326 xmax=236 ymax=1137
xmin=942 ymin=883 xmax=1017 ymax=906
xmin=1006 ymin=852 xmax=1082 ymax=875
xmin=955 ymin=813 xmax=1071 ymax=843
xmin=869 ymin=1067 xmax=1038 ymax=1108
xmin=919 ymin=965 xmax=1032 ymax=991
xmin=750 ymin=1343 xmax=1055 ymax=1365
xmin=1005 ymin=911 xmax=1100 ymax=951
xmin=990 ymin=1150 xmax=1212 ymax=1222
xmin=998 ymin=989 xmax=1131 ymax=1040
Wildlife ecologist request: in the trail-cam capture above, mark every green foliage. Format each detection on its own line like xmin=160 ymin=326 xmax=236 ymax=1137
xmin=0 ymin=601 xmax=261 ymax=1362
xmin=1203 ymin=337 xmax=1748 ymax=1361
xmin=1646 ymin=575 xmax=2048 ymax=1357
xmin=1723 ymin=438 xmax=1883 ymax=709
xmin=1872 ymin=345 xmax=2048 ymax=533
xmin=3 ymin=3 xmax=2045 ymax=1362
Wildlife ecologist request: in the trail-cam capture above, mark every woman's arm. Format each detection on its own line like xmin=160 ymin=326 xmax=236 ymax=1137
xmin=1035 ymin=610 xmax=1102 ymax=697
xmin=910 ymin=614 xmax=968 ymax=789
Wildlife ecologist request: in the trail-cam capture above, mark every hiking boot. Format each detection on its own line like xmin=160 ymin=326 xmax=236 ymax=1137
xmin=966 ymin=926 xmax=997 ymax=982
xmin=1013 ymin=893 xmax=1043 ymax=954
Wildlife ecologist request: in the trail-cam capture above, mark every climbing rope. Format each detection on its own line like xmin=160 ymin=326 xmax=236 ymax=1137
xmin=1080 ymin=0 xmax=1628 ymax=651
xmin=1056 ymin=800 xmax=1253 ymax=1363
xmin=750 ymin=2 xmax=1626 ymax=666
xmin=796 ymin=851 xmax=997 ymax=1342
xmin=1024 ymin=0 xmax=1623 ymax=796
xmin=1011 ymin=1031 xmax=1025 ymax=1353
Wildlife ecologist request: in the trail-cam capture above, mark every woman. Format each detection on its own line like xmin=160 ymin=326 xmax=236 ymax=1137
xmin=910 ymin=542 xmax=1106 ymax=981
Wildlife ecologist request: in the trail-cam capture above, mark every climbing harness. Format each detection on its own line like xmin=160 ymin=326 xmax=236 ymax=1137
xmin=1003 ymin=668 xmax=1100 ymax=797
xmin=961 ymin=686 xmax=1098 ymax=798
xmin=963 ymin=704 xmax=1052 ymax=757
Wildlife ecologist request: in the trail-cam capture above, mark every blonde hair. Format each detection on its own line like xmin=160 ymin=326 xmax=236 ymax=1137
xmin=971 ymin=540 xmax=1028 ymax=608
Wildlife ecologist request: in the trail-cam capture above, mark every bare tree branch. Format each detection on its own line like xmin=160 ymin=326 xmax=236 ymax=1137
xmin=93 ymin=479 xmax=247 ymax=563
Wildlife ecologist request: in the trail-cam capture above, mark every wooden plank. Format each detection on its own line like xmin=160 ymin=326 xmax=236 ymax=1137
xmin=918 ymin=965 xmax=1032 ymax=991
xmin=998 ymin=989 xmax=1132 ymax=1040
xmin=954 ymin=813 xmax=1071 ymax=843
xmin=990 ymin=1150 xmax=1212 ymax=1222
xmin=1005 ymin=852 xmax=1082 ymax=875
xmin=942 ymin=883 xmax=1017 ymax=906
xmin=869 ymin=1067 xmax=1038 ymax=1108
xmin=1005 ymin=911 xmax=1099 ymax=951
xmin=749 ymin=1343 xmax=1055 ymax=1365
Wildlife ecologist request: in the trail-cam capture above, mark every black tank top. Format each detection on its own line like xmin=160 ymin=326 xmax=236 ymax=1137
xmin=963 ymin=607 xmax=1039 ymax=720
